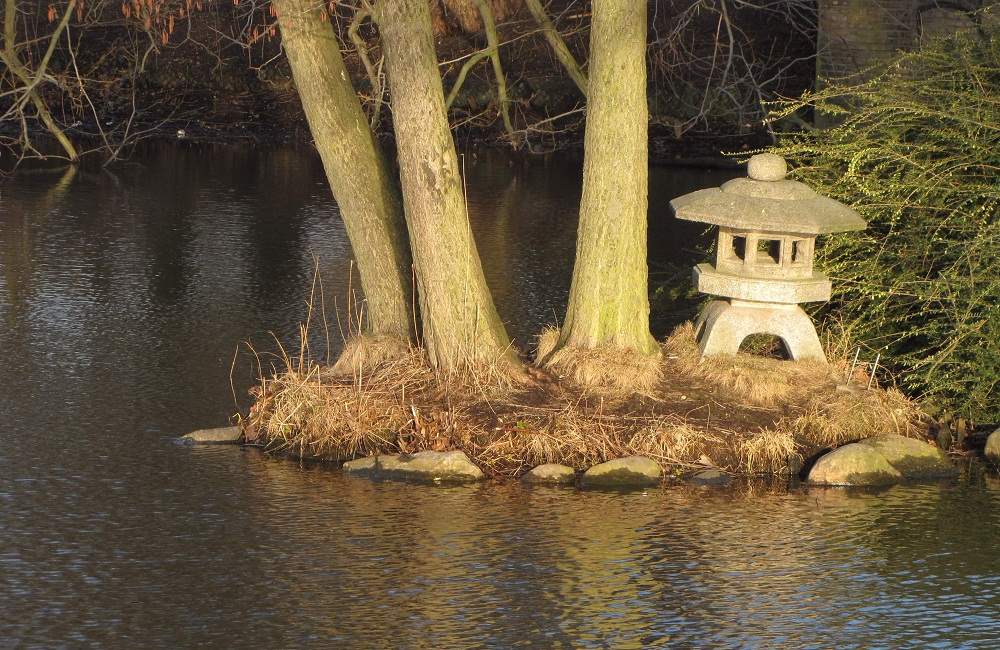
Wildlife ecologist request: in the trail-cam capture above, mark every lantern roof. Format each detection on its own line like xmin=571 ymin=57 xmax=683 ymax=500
xmin=670 ymin=153 xmax=867 ymax=235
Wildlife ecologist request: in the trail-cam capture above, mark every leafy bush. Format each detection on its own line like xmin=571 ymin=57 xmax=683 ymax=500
xmin=771 ymin=29 xmax=1000 ymax=421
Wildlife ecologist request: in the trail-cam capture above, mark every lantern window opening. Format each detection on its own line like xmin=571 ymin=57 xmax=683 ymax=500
xmin=756 ymin=238 xmax=781 ymax=265
xmin=727 ymin=233 xmax=747 ymax=263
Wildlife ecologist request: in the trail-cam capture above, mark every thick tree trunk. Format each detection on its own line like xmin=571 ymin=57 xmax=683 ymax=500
xmin=377 ymin=0 xmax=519 ymax=371
xmin=275 ymin=0 xmax=413 ymax=341
xmin=552 ymin=0 xmax=656 ymax=357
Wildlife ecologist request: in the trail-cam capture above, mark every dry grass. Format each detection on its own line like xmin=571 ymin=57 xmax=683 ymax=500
xmin=663 ymin=322 xmax=834 ymax=408
xmin=246 ymin=322 xmax=928 ymax=480
xmin=789 ymin=386 xmax=918 ymax=448
xmin=536 ymin=327 xmax=664 ymax=394
xmin=331 ymin=334 xmax=413 ymax=376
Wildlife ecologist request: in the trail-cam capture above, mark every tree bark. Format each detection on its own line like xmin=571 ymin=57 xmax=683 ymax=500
xmin=275 ymin=0 xmax=413 ymax=341
xmin=377 ymin=0 xmax=519 ymax=371
xmin=553 ymin=0 xmax=656 ymax=355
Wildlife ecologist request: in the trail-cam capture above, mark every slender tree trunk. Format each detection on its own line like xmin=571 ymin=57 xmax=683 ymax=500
xmin=2 ymin=0 xmax=80 ymax=161
xmin=275 ymin=0 xmax=413 ymax=341
xmin=377 ymin=0 xmax=519 ymax=371
xmin=523 ymin=0 xmax=588 ymax=96
xmin=551 ymin=0 xmax=656 ymax=356
xmin=472 ymin=0 xmax=515 ymax=142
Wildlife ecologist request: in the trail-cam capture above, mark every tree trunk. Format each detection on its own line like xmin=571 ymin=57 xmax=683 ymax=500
xmin=377 ymin=0 xmax=518 ymax=371
xmin=523 ymin=0 xmax=588 ymax=96
xmin=551 ymin=0 xmax=656 ymax=356
xmin=275 ymin=0 xmax=413 ymax=341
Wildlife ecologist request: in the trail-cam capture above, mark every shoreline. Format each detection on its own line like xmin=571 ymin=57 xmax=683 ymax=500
xmin=241 ymin=324 xmax=941 ymax=485
xmin=1 ymin=121 xmax=757 ymax=173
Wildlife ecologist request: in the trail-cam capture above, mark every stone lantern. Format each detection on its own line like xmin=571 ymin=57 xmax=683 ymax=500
xmin=669 ymin=153 xmax=866 ymax=362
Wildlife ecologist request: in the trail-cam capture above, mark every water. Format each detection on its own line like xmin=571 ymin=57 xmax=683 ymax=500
xmin=2 ymin=145 xmax=999 ymax=648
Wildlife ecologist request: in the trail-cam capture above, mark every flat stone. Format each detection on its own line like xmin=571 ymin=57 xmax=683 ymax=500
xmin=857 ymin=434 xmax=956 ymax=479
xmin=342 ymin=455 xmax=378 ymax=473
xmin=522 ymin=463 xmax=576 ymax=485
xmin=177 ymin=425 xmax=242 ymax=445
xmin=369 ymin=450 xmax=485 ymax=483
xmin=807 ymin=443 xmax=902 ymax=486
xmin=581 ymin=456 xmax=662 ymax=488
xmin=687 ymin=469 xmax=732 ymax=487
xmin=984 ymin=428 xmax=1000 ymax=463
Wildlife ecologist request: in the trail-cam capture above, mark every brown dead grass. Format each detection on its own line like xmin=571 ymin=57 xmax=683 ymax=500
xmin=331 ymin=334 xmax=413 ymax=377
xmin=664 ymin=323 xmax=832 ymax=408
xmin=245 ymin=322 xmax=928 ymax=479
xmin=535 ymin=327 xmax=664 ymax=394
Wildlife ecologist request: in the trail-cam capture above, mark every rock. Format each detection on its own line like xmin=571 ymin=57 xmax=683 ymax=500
xmin=345 ymin=450 xmax=485 ymax=483
xmin=581 ymin=456 xmax=662 ymax=488
xmin=857 ymin=434 xmax=957 ymax=478
xmin=807 ymin=443 xmax=902 ymax=486
xmin=521 ymin=463 xmax=576 ymax=485
xmin=809 ymin=434 xmax=959 ymax=487
xmin=342 ymin=455 xmax=378 ymax=473
xmin=986 ymin=428 xmax=1000 ymax=463
xmin=687 ymin=469 xmax=732 ymax=487
xmin=177 ymin=425 xmax=242 ymax=445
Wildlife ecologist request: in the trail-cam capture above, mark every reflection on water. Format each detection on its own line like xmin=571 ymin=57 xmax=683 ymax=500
xmin=1 ymin=145 xmax=999 ymax=647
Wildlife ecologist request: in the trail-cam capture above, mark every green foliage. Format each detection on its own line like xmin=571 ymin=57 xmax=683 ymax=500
xmin=770 ymin=30 xmax=1000 ymax=421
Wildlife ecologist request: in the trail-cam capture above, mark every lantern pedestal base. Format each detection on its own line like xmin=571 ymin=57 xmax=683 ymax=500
xmin=694 ymin=299 xmax=826 ymax=362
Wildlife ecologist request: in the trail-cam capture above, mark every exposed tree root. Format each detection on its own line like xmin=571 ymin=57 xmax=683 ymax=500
xmin=246 ymin=322 xmax=927 ymax=479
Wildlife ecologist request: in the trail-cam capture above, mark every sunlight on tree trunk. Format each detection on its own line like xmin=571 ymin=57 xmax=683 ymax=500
xmin=539 ymin=0 xmax=658 ymax=390
xmin=275 ymin=0 xmax=413 ymax=343
xmin=377 ymin=0 xmax=520 ymax=373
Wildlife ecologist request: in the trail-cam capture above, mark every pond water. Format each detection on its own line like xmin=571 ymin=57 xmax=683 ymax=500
xmin=2 ymin=145 xmax=999 ymax=647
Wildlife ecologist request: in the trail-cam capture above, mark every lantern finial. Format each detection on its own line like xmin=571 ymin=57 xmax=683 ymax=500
xmin=747 ymin=153 xmax=787 ymax=182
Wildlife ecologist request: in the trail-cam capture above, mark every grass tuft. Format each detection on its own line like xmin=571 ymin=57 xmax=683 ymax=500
xmin=246 ymin=321 xmax=927 ymax=479
xmin=537 ymin=327 xmax=664 ymax=394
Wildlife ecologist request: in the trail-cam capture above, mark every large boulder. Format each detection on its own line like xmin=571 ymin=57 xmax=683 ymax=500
xmin=807 ymin=443 xmax=902 ymax=486
xmin=986 ymin=428 xmax=1000 ymax=463
xmin=809 ymin=434 xmax=958 ymax=486
xmin=177 ymin=425 xmax=243 ymax=445
xmin=344 ymin=450 xmax=485 ymax=483
xmin=581 ymin=456 xmax=662 ymax=488
xmin=521 ymin=463 xmax=576 ymax=485
xmin=857 ymin=434 xmax=956 ymax=478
